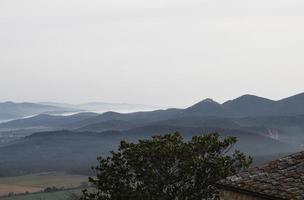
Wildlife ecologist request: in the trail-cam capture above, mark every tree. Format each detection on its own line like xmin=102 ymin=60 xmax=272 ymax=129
xmin=81 ymin=132 xmax=252 ymax=200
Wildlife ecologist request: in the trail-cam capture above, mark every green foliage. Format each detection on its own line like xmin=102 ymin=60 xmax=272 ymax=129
xmin=81 ymin=132 xmax=252 ymax=200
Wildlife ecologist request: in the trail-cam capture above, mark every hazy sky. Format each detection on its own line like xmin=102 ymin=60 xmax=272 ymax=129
xmin=0 ymin=0 xmax=303 ymax=106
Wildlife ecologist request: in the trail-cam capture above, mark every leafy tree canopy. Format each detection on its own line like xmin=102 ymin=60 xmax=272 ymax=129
xmin=81 ymin=132 xmax=252 ymax=200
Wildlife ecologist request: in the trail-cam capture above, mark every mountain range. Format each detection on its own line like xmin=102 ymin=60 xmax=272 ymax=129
xmin=186 ymin=93 xmax=304 ymax=117
xmin=0 ymin=102 xmax=78 ymax=121
xmin=0 ymin=93 xmax=304 ymax=176
xmin=0 ymin=101 xmax=162 ymax=122
xmin=40 ymin=102 xmax=162 ymax=113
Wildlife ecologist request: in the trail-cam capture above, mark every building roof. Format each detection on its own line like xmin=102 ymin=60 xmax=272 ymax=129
xmin=218 ymin=151 xmax=304 ymax=200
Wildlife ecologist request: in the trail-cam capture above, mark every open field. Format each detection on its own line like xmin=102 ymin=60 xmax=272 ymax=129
xmin=0 ymin=184 xmax=41 ymax=197
xmin=0 ymin=189 xmax=82 ymax=200
xmin=0 ymin=172 xmax=87 ymax=197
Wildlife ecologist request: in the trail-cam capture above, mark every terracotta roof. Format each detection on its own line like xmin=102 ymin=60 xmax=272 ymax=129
xmin=218 ymin=151 xmax=304 ymax=200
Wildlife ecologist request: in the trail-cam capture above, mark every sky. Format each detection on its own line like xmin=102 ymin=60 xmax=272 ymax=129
xmin=0 ymin=0 xmax=303 ymax=107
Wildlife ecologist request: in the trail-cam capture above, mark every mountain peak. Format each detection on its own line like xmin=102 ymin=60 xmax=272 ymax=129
xmin=234 ymin=94 xmax=272 ymax=101
xmin=223 ymin=94 xmax=274 ymax=106
xmin=201 ymin=98 xmax=217 ymax=104
xmin=222 ymin=94 xmax=276 ymax=117
xmin=184 ymin=98 xmax=228 ymax=116
xmin=239 ymin=94 xmax=260 ymax=98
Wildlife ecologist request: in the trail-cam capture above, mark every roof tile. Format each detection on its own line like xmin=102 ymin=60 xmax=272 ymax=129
xmin=218 ymin=151 xmax=304 ymax=200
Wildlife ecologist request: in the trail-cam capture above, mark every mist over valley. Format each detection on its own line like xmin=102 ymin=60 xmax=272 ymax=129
xmin=0 ymin=93 xmax=303 ymax=177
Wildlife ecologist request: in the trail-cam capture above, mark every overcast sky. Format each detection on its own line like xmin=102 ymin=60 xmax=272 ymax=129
xmin=0 ymin=0 xmax=303 ymax=106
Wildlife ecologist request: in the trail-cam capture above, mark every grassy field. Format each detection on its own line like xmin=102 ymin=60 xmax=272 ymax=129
xmin=0 ymin=172 xmax=88 ymax=197
xmin=0 ymin=189 xmax=82 ymax=200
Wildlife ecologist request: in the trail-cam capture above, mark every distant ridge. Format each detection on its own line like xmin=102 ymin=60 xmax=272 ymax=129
xmin=185 ymin=92 xmax=304 ymax=117
xmin=0 ymin=100 xmax=164 ymax=122
xmin=2 ymin=92 xmax=304 ymax=129
xmin=41 ymin=101 xmax=162 ymax=113
xmin=184 ymin=98 xmax=230 ymax=117
xmin=0 ymin=93 xmax=304 ymax=175
xmin=222 ymin=94 xmax=275 ymax=117
xmin=276 ymin=93 xmax=304 ymax=116
xmin=0 ymin=102 xmax=78 ymax=121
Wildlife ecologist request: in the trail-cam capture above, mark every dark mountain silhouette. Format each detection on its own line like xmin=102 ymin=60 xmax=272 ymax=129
xmin=276 ymin=93 xmax=304 ymax=116
xmin=88 ymin=93 xmax=304 ymax=123
xmin=221 ymin=93 xmax=304 ymax=117
xmin=2 ymin=93 xmax=304 ymax=131
xmin=1 ymin=92 xmax=304 ymax=176
xmin=222 ymin=95 xmax=276 ymax=117
xmin=184 ymin=98 xmax=231 ymax=117
xmin=66 ymin=108 xmax=183 ymax=129
xmin=78 ymin=120 xmax=137 ymax=132
xmin=2 ymin=92 xmax=304 ymax=128
xmin=148 ymin=116 xmax=241 ymax=129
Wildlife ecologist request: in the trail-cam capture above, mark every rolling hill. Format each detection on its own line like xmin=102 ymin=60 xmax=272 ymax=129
xmin=0 ymin=126 xmax=294 ymax=176
xmin=222 ymin=95 xmax=276 ymax=117
xmin=0 ymin=112 xmax=98 ymax=129
xmin=1 ymin=92 xmax=304 ymax=176
xmin=2 ymin=92 xmax=304 ymax=130
xmin=0 ymin=102 xmax=79 ymax=121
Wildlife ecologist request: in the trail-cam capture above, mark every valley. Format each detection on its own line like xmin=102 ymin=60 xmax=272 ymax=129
xmin=0 ymin=93 xmax=304 ymax=198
